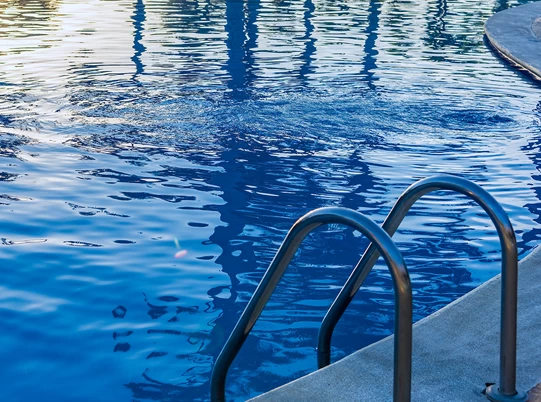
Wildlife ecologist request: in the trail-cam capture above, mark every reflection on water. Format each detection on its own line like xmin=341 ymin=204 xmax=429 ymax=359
xmin=131 ymin=0 xmax=146 ymax=79
xmin=0 ymin=0 xmax=541 ymax=400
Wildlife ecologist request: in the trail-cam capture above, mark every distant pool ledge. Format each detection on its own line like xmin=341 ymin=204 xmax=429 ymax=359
xmin=249 ymin=245 xmax=541 ymax=401
xmin=485 ymin=2 xmax=541 ymax=80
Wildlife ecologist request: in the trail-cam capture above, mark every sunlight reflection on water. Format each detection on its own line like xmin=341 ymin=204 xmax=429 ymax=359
xmin=0 ymin=0 xmax=541 ymax=400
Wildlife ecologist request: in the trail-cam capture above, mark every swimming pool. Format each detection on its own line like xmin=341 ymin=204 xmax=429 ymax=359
xmin=0 ymin=0 xmax=540 ymax=400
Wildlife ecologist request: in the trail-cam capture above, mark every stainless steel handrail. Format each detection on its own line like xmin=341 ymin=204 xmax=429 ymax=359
xmin=210 ymin=207 xmax=412 ymax=402
xmin=317 ymin=175 xmax=526 ymax=402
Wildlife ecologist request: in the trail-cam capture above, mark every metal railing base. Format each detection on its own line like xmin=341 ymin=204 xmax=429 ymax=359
xmin=485 ymin=385 xmax=528 ymax=402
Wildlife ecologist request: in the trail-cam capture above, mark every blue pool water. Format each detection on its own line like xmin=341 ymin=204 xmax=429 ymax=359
xmin=1 ymin=0 xmax=541 ymax=400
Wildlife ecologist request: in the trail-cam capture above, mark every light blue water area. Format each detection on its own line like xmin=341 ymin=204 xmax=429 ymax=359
xmin=1 ymin=0 xmax=541 ymax=400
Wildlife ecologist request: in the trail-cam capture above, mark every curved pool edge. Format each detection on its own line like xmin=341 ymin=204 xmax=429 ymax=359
xmin=248 ymin=244 xmax=541 ymax=401
xmin=485 ymin=2 xmax=541 ymax=81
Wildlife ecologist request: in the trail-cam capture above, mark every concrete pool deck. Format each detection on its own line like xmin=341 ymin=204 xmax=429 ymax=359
xmin=249 ymin=245 xmax=541 ymax=401
xmin=485 ymin=1 xmax=541 ymax=80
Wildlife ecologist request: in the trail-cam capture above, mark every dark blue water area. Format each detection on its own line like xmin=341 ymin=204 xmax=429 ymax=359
xmin=1 ymin=0 xmax=541 ymax=400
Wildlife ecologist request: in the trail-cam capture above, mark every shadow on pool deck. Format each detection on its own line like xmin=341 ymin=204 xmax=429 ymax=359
xmin=249 ymin=244 xmax=541 ymax=401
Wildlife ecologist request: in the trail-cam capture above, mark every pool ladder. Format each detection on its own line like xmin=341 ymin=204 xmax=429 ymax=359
xmin=210 ymin=175 xmax=527 ymax=402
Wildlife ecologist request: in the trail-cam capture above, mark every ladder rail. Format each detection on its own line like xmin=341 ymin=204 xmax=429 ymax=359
xmin=316 ymin=175 xmax=523 ymax=401
xmin=210 ymin=207 xmax=412 ymax=402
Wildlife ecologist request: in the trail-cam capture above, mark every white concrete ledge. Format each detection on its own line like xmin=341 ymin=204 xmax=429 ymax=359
xmin=485 ymin=2 xmax=541 ymax=80
xmin=250 ymin=245 xmax=541 ymax=401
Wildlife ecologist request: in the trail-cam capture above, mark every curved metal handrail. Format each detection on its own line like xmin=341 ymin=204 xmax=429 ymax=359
xmin=317 ymin=175 xmax=526 ymax=401
xmin=210 ymin=207 xmax=412 ymax=402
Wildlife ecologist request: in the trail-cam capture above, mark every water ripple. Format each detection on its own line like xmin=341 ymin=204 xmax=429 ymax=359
xmin=0 ymin=0 xmax=540 ymax=401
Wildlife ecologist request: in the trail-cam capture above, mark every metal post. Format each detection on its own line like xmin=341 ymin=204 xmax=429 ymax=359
xmin=317 ymin=175 xmax=526 ymax=401
xmin=210 ymin=207 xmax=412 ymax=402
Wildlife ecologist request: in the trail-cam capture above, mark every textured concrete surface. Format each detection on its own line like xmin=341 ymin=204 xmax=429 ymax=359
xmin=485 ymin=2 xmax=541 ymax=79
xmin=250 ymin=246 xmax=541 ymax=401
xmin=529 ymin=383 xmax=541 ymax=402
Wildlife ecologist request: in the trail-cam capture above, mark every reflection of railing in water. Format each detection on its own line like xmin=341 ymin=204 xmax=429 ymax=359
xmin=210 ymin=207 xmax=413 ymax=402
xmin=317 ymin=175 xmax=526 ymax=402
xmin=211 ymin=176 xmax=526 ymax=402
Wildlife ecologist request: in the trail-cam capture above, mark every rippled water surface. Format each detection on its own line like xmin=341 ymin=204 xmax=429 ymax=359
xmin=1 ymin=0 xmax=541 ymax=400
